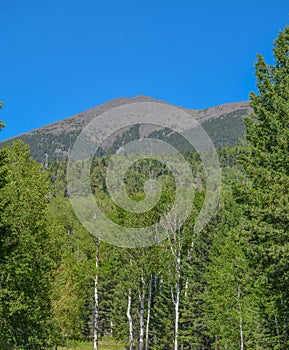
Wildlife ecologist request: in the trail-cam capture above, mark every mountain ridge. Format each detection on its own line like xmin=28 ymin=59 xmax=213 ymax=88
xmin=0 ymin=95 xmax=252 ymax=162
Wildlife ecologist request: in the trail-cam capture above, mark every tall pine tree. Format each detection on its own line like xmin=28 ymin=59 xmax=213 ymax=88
xmin=238 ymin=26 xmax=289 ymax=349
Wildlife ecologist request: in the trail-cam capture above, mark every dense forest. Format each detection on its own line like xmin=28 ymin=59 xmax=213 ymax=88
xmin=0 ymin=27 xmax=289 ymax=350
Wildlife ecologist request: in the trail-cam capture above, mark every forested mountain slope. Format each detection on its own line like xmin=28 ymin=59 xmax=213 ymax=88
xmin=0 ymin=96 xmax=251 ymax=162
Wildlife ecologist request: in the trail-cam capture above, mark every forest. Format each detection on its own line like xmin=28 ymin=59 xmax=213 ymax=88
xmin=0 ymin=27 xmax=289 ymax=350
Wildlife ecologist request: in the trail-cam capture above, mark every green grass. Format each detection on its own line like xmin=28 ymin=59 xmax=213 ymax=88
xmin=60 ymin=340 xmax=125 ymax=350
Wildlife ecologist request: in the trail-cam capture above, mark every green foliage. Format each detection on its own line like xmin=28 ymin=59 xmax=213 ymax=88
xmin=238 ymin=26 xmax=289 ymax=348
xmin=47 ymin=197 xmax=96 ymax=346
xmin=204 ymin=171 xmax=262 ymax=349
xmin=60 ymin=340 xmax=125 ymax=349
xmin=0 ymin=101 xmax=6 ymax=130
xmin=0 ymin=141 xmax=55 ymax=349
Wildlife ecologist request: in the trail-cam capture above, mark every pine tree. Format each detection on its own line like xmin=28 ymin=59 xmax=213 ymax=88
xmin=238 ymin=26 xmax=289 ymax=348
xmin=205 ymin=171 xmax=262 ymax=349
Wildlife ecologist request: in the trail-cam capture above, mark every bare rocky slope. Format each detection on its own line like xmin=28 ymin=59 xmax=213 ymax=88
xmin=0 ymin=95 xmax=252 ymax=163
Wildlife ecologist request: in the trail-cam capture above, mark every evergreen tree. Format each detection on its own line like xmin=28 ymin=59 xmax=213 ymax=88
xmin=205 ymin=171 xmax=262 ymax=349
xmin=238 ymin=26 xmax=289 ymax=348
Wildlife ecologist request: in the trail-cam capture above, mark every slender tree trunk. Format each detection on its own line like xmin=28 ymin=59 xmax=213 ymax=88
xmin=139 ymin=274 xmax=145 ymax=350
xmin=145 ymin=274 xmax=152 ymax=350
xmin=94 ymin=239 xmax=100 ymax=350
xmin=110 ymin=320 xmax=113 ymax=338
xmin=237 ymin=284 xmax=244 ymax=350
xmin=181 ymin=275 xmax=189 ymax=350
xmin=184 ymin=276 xmax=189 ymax=299
xmin=127 ymin=288 xmax=133 ymax=350
xmin=162 ymin=211 xmax=184 ymax=350
xmin=174 ymin=253 xmax=181 ymax=350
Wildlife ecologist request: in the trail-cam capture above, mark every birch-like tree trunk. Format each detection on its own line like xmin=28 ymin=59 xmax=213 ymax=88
xmin=94 ymin=239 xmax=99 ymax=350
xmin=174 ymin=251 xmax=181 ymax=350
xmin=145 ymin=274 xmax=152 ymax=350
xmin=237 ymin=284 xmax=244 ymax=350
xmin=110 ymin=320 xmax=113 ymax=338
xmin=127 ymin=288 xmax=133 ymax=350
xmin=139 ymin=274 xmax=145 ymax=350
xmin=163 ymin=210 xmax=182 ymax=350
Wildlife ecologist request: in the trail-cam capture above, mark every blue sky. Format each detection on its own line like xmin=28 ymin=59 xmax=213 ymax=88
xmin=0 ymin=0 xmax=288 ymax=140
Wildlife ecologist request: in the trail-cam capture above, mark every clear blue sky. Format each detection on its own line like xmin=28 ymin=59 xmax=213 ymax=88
xmin=0 ymin=0 xmax=288 ymax=140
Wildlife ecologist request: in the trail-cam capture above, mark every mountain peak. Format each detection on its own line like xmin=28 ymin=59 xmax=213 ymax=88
xmin=0 ymin=96 xmax=252 ymax=162
xmin=129 ymin=94 xmax=158 ymax=101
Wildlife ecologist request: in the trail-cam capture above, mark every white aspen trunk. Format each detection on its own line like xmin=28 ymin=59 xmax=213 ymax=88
xmin=94 ymin=239 xmax=100 ymax=350
xmin=181 ymin=275 xmax=189 ymax=350
xmin=162 ymin=210 xmax=184 ymax=350
xmin=110 ymin=320 xmax=113 ymax=338
xmin=237 ymin=284 xmax=244 ymax=350
xmin=174 ymin=253 xmax=181 ymax=350
xmin=145 ymin=274 xmax=152 ymax=350
xmin=127 ymin=288 xmax=133 ymax=350
xmin=139 ymin=275 xmax=145 ymax=350
xmin=184 ymin=276 xmax=189 ymax=299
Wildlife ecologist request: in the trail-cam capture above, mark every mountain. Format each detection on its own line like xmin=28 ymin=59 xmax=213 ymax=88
xmin=0 ymin=95 xmax=251 ymax=163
